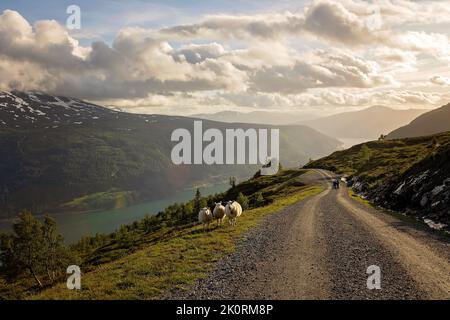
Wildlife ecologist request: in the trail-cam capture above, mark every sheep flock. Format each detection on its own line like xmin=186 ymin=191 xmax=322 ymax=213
xmin=198 ymin=201 xmax=243 ymax=230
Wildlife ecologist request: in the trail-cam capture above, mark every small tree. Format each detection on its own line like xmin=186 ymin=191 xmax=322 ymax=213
xmin=253 ymin=192 xmax=265 ymax=207
xmin=199 ymin=198 xmax=207 ymax=209
xmin=0 ymin=212 xmax=72 ymax=288
xmin=229 ymin=176 xmax=237 ymax=189
xmin=193 ymin=189 xmax=207 ymax=215
xmin=42 ymin=215 xmax=71 ymax=282
xmin=1 ymin=212 xmax=46 ymax=287
xmin=193 ymin=188 xmax=202 ymax=214
xmin=236 ymin=192 xmax=249 ymax=210
xmin=142 ymin=215 xmax=160 ymax=233
xmin=182 ymin=202 xmax=194 ymax=222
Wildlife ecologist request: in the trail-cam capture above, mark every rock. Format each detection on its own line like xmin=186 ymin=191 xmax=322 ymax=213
xmin=431 ymin=185 xmax=444 ymax=197
xmin=420 ymin=195 xmax=428 ymax=207
xmin=393 ymin=182 xmax=406 ymax=195
xmin=443 ymin=178 xmax=450 ymax=187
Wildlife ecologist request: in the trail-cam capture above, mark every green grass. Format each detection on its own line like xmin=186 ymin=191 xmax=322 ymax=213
xmin=348 ymin=189 xmax=372 ymax=206
xmin=32 ymin=184 xmax=323 ymax=300
xmin=0 ymin=169 xmax=316 ymax=299
xmin=306 ymin=131 xmax=450 ymax=190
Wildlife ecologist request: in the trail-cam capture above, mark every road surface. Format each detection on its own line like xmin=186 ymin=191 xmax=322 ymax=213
xmin=172 ymin=170 xmax=450 ymax=300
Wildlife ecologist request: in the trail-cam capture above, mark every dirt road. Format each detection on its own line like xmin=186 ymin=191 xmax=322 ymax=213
xmin=174 ymin=170 xmax=450 ymax=300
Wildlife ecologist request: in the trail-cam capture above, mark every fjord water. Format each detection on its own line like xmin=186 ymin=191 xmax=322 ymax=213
xmin=0 ymin=183 xmax=229 ymax=244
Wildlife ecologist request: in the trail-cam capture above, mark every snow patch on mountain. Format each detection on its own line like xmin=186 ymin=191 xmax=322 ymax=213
xmin=0 ymin=91 xmax=121 ymax=129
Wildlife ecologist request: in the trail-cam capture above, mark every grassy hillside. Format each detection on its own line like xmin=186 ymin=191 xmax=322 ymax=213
xmin=387 ymin=102 xmax=450 ymax=139
xmin=0 ymin=169 xmax=323 ymax=299
xmin=305 ymin=131 xmax=450 ymax=228
xmin=305 ymin=133 xmax=444 ymax=182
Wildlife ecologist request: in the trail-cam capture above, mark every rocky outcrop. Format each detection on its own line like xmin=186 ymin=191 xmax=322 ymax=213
xmin=350 ymin=147 xmax=450 ymax=230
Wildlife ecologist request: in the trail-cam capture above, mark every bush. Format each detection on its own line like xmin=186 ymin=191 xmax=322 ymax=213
xmin=236 ymin=192 xmax=249 ymax=210
xmin=0 ymin=212 xmax=74 ymax=288
xmin=253 ymin=192 xmax=265 ymax=207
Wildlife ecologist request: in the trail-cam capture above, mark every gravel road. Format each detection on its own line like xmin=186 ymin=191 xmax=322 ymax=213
xmin=169 ymin=170 xmax=450 ymax=300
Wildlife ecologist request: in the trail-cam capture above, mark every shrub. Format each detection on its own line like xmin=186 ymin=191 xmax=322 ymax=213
xmin=253 ymin=192 xmax=265 ymax=207
xmin=236 ymin=192 xmax=249 ymax=210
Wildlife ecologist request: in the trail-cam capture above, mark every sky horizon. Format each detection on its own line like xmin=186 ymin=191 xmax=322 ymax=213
xmin=0 ymin=0 xmax=449 ymax=116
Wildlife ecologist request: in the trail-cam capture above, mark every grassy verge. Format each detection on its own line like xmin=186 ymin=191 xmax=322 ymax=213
xmin=348 ymin=189 xmax=372 ymax=207
xmin=33 ymin=185 xmax=323 ymax=300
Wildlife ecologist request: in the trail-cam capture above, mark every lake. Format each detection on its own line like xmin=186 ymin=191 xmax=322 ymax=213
xmin=0 ymin=182 xmax=229 ymax=244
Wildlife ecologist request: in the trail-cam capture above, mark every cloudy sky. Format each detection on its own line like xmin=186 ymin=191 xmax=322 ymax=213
xmin=0 ymin=0 xmax=449 ymax=115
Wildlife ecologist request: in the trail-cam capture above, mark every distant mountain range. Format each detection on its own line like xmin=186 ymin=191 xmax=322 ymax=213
xmin=387 ymin=103 xmax=450 ymax=139
xmin=300 ymin=106 xmax=428 ymax=140
xmin=192 ymin=110 xmax=318 ymax=125
xmin=0 ymin=91 xmax=340 ymax=217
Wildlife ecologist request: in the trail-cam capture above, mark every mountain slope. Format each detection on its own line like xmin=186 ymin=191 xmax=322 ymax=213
xmin=301 ymin=106 xmax=427 ymax=139
xmin=305 ymin=131 xmax=450 ymax=229
xmin=193 ymin=110 xmax=318 ymax=125
xmin=0 ymin=91 xmax=340 ymax=217
xmin=387 ymin=103 xmax=450 ymax=139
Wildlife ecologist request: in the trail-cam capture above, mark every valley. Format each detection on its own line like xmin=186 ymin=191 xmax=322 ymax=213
xmin=0 ymin=91 xmax=341 ymax=218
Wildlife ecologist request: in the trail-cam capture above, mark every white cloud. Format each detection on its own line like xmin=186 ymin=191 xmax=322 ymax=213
xmin=0 ymin=11 xmax=247 ymax=98
xmin=0 ymin=1 xmax=449 ymax=113
xmin=430 ymin=76 xmax=450 ymax=86
xmin=249 ymin=49 xmax=395 ymax=93
xmin=159 ymin=12 xmax=305 ymax=41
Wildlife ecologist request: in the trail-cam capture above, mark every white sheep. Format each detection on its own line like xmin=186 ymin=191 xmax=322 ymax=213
xmin=225 ymin=201 xmax=243 ymax=226
xmin=212 ymin=202 xmax=226 ymax=226
xmin=198 ymin=207 xmax=212 ymax=230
